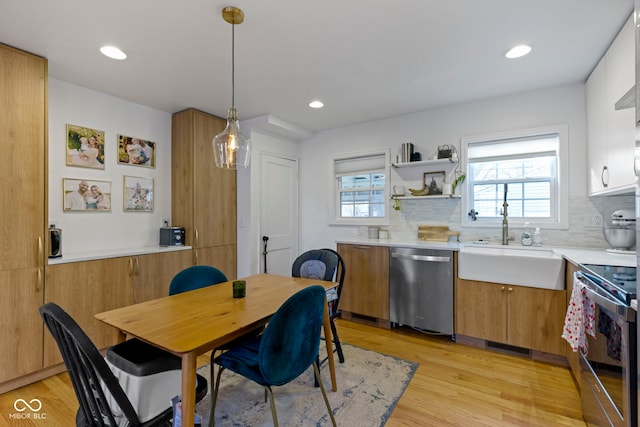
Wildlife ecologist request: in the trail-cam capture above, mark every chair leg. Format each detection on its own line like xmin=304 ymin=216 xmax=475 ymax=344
xmin=330 ymin=318 xmax=345 ymax=363
xmin=313 ymin=361 xmax=337 ymax=427
xmin=209 ymin=365 xmax=226 ymax=427
xmin=313 ymin=355 xmax=320 ymax=387
xmin=265 ymin=386 xmax=279 ymax=427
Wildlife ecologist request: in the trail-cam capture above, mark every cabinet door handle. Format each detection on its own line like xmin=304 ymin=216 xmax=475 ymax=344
xmin=195 ymin=228 xmax=199 ymax=247
xmin=194 ymin=250 xmax=199 ymax=265
xmin=37 ymin=268 xmax=42 ymax=291
xmin=601 ymin=165 xmax=609 ymax=188
xmin=134 ymin=257 xmax=139 ymax=274
xmin=508 ymin=287 xmax=513 ymax=292
xmin=501 ymin=286 xmax=506 ymax=291
xmin=37 ymin=236 xmax=43 ymax=265
xmin=128 ymin=258 xmax=134 ymax=276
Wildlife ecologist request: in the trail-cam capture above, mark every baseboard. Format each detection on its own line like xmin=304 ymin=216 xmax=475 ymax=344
xmin=0 ymin=364 xmax=66 ymax=394
xmin=341 ymin=311 xmax=391 ymax=329
xmin=455 ymin=335 xmax=569 ymax=367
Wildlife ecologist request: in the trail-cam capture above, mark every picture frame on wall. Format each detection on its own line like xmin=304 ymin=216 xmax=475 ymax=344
xmin=123 ymin=175 xmax=154 ymax=212
xmin=66 ymin=124 xmax=105 ymax=169
xmin=117 ymin=134 xmax=156 ymax=168
xmin=423 ymin=171 xmax=445 ymax=196
xmin=63 ymin=178 xmax=112 ymax=211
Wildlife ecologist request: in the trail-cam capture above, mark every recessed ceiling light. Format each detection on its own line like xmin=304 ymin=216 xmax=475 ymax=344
xmin=100 ymin=45 xmax=127 ymax=60
xmin=505 ymin=44 xmax=531 ymax=59
xmin=309 ymin=100 xmax=324 ymax=109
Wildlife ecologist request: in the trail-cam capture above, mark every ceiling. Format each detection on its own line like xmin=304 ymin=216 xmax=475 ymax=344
xmin=0 ymin=0 xmax=634 ymax=136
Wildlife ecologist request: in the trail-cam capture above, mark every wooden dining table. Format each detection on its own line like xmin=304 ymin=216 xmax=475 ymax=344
xmin=95 ymin=273 xmax=337 ymax=426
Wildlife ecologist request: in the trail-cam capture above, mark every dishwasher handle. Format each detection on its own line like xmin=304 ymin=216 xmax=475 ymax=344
xmin=391 ymin=253 xmax=450 ymax=263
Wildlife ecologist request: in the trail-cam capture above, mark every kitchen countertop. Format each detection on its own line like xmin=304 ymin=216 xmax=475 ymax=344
xmin=47 ymin=245 xmax=192 ymax=264
xmin=336 ymin=237 xmax=462 ymax=251
xmin=336 ymin=238 xmax=636 ymax=267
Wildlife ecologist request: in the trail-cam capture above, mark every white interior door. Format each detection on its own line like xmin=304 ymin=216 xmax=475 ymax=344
xmin=260 ymin=153 xmax=298 ymax=275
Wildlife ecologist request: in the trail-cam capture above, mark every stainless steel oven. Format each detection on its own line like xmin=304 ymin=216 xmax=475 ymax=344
xmin=576 ymin=265 xmax=637 ymax=427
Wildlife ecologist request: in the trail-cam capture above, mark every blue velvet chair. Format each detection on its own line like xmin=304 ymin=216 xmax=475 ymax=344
xmin=209 ymin=285 xmax=337 ymax=427
xmin=292 ymin=248 xmax=346 ymax=366
xmin=168 ymin=265 xmax=228 ymax=295
xmin=40 ymin=302 xmax=207 ymax=426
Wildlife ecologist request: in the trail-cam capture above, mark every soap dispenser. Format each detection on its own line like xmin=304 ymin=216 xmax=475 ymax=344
xmin=521 ymin=222 xmax=533 ymax=246
xmin=533 ymin=227 xmax=542 ymax=247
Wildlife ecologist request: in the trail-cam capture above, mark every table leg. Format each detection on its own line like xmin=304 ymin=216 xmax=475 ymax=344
xmin=323 ymin=299 xmax=337 ymax=392
xmin=181 ymin=353 xmax=197 ymax=426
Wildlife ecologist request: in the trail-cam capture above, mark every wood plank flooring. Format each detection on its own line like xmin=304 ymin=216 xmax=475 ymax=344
xmin=0 ymin=319 xmax=585 ymax=426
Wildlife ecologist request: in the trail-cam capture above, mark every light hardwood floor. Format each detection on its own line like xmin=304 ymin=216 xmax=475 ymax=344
xmin=0 ymin=319 xmax=585 ymax=426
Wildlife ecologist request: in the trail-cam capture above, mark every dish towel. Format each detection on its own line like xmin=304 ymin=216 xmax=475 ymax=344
xmin=562 ymin=276 xmax=596 ymax=353
xmin=597 ymin=309 xmax=622 ymax=362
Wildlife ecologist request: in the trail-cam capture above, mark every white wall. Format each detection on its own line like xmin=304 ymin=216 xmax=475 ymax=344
xmin=48 ymin=78 xmax=172 ymax=256
xmin=298 ymin=83 xmax=634 ymax=251
xmin=238 ymin=121 xmax=300 ymax=277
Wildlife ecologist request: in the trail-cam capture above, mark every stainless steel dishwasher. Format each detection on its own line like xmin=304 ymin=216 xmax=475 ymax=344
xmin=389 ymin=247 xmax=454 ymax=336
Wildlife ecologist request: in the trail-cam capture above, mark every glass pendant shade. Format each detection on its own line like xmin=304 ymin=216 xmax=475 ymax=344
xmin=213 ymin=107 xmax=251 ymax=169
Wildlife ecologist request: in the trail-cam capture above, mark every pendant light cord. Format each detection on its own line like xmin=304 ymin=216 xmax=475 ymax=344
xmin=231 ymin=22 xmax=235 ymax=109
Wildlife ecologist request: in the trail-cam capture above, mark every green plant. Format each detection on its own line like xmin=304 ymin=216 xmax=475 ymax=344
xmin=451 ymin=173 xmax=466 ymax=195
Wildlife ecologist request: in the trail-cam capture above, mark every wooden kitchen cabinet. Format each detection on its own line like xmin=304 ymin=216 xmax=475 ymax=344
xmin=0 ymin=44 xmax=47 ymax=384
xmin=172 ymin=109 xmax=237 ymax=275
xmin=587 ymin=15 xmax=635 ymax=195
xmin=43 ymin=258 xmax=134 ymax=367
xmin=338 ymin=244 xmax=389 ymax=323
xmin=132 ymin=250 xmax=193 ymax=303
xmin=456 ymin=279 xmax=566 ymax=355
xmin=194 ymin=245 xmax=237 ymax=280
xmin=0 ymin=268 xmax=44 ymax=383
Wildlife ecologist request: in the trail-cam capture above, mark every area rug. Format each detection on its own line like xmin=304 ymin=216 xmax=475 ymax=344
xmin=195 ymin=343 xmax=418 ymax=426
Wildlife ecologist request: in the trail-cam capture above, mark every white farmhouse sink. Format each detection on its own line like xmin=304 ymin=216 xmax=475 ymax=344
xmin=458 ymin=245 xmax=565 ymax=290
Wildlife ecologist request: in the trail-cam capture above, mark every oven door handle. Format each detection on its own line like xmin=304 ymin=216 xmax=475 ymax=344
xmin=575 ymin=272 xmax=635 ymax=321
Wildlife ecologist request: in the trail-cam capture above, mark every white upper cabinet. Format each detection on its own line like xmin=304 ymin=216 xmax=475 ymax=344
xmin=587 ymin=15 xmax=635 ymax=196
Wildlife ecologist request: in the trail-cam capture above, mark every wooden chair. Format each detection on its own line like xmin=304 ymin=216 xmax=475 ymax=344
xmin=292 ymin=248 xmax=346 ymax=365
xmin=40 ymin=302 xmax=206 ymax=426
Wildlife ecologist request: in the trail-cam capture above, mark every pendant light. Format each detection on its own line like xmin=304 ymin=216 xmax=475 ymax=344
xmin=213 ymin=6 xmax=251 ymax=169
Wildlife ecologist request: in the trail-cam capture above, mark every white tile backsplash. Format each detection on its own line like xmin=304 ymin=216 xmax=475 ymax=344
xmin=390 ymin=194 xmax=634 ymax=249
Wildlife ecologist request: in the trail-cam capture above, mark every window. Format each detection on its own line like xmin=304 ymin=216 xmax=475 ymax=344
xmin=333 ymin=151 xmax=389 ymax=224
xmin=462 ymin=125 xmax=568 ymax=228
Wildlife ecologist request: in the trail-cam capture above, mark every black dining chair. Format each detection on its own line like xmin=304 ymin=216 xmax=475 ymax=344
xmin=292 ymin=248 xmax=346 ymax=366
xmin=209 ymin=285 xmax=337 ymax=427
xmin=40 ymin=302 xmax=207 ymax=426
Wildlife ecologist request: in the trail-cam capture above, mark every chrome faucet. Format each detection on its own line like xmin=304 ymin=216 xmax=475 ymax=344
xmin=501 ymin=183 xmax=509 ymax=245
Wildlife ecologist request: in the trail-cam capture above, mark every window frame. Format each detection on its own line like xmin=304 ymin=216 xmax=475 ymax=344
xmin=460 ymin=124 xmax=569 ymax=230
xmin=331 ymin=149 xmax=391 ymax=226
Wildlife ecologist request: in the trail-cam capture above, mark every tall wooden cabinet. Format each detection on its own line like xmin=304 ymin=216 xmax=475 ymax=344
xmin=172 ymin=109 xmax=237 ymax=279
xmin=0 ymin=44 xmax=47 ymax=383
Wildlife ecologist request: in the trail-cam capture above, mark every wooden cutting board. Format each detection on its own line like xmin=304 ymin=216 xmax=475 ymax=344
xmin=418 ymin=225 xmax=460 ymax=242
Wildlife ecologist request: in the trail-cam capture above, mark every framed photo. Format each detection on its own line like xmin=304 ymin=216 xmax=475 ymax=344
xmin=66 ymin=124 xmax=105 ymax=169
xmin=424 ymin=171 xmax=445 ymax=196
xmin=117 ymin=134 xmax=156 ymax=168
xmin=123 ymin=175 xmax=154 ymax=212
xmin=63 ymin=179 xmax=112 ymax=211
